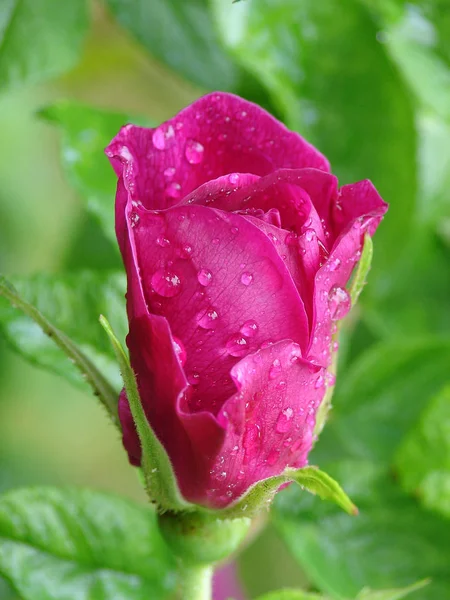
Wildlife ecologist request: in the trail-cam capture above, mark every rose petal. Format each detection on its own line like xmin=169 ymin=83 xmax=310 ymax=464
xmin=106 ymin=92 xmax=330 ymax=243
xmin=126 ymin=202 xmax=310 ymax=415
xmin=204 ymin=340 xmax=324 ymax=508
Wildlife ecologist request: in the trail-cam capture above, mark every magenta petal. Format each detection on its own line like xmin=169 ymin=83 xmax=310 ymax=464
xmin=308 ymin=205 xmax=387 ymax=367
xmin=105 ymin=92 xmax=329 ymax=214
xmin=332 ymin=179 xmax=389 ymax=236
xmin=127 ymin=314 xmax=226 ymax=505
xmin=127 ymin=203 xmax=310 ymax=414
xmin=202 ymin=340 xmax=324 ymax=508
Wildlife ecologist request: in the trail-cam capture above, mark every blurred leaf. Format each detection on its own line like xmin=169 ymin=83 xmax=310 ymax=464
xmin=40 ymin=102 xmax=152 ymax=246
xmin=274 ymin=337 xmax=450 ymax=598
xmin=0 ymin=0 xmax=88 ymax=91
xmin=314 ymin=337 xmax=450 ymax=465
xmin=255 ymin=590 xmax=327 ymax=600
xmin=0 ymin=272 xmax=126 ymax=397
xmin=0 ymin=487 xmax=176 ymax=599
xmin=356 ymin=579 xmax=430 ymax=599
xmin=211 ymin=0 xmax=417 ymax=280
xmin=104 ymin=0 xmax=239 ymax=91
xmin=360 ymin=1 xmax=450 ymax=123
xmin=274 ymin=462 xmax=450 ymax=600
xmin=395 ymin=385 xmax=450 ymax=519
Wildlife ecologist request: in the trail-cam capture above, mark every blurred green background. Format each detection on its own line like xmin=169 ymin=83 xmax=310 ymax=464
xmin=0 ymin=1 xmax=449 ymax=599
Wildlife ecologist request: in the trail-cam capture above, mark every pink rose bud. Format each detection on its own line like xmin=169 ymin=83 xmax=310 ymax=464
xmin=106 ymin=92 xmax=387 ymax=510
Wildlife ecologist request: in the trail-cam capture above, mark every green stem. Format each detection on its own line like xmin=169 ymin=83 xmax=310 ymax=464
xmin=178 ymin=564 xmax=213 ymax=600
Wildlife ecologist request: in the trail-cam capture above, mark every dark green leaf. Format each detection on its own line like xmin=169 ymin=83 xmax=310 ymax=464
xmin=0 ymin=487 xmax=176 ymax=599
xmin=0 ymin=0 xmax=88 ymax=91
xmin=40 ymin=102 xmax=152 ymax=246
xmin=0 ymin=272 xmax=126 ymax=397
xmin=105 ymin=0 xmax=239 ymax=91
xmin=395 ymin=385 xmax=450 ymax=519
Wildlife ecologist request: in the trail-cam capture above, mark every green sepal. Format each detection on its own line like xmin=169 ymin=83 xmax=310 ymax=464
xmin=355 ymin=579 xmax=430 ymax=600
xmin=0 ymin=275 xmax=120 ymax=428
xmin=99 ymin=315 xmax=194 ymax=513
xmin=221 ymin=466 xmax=357 ymax=520
xmin=349 ymin=233 xmax=373 ymax=306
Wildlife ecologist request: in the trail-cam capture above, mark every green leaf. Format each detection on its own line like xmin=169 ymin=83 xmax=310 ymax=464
xmin=0 ymin=0 xmax=88 ymax=91
xmin=256 ymin=591 xmax=328 ymax=600
xmin=104 ymin=0 xmax=239 ymax=91
xmin=395 ymin=385 xmax=450 ymax=519
xmin=0 ymin=487 xmax=176 ymax=599
xmin=40 ymin=102 xmax=152 ymax=246
xmin=100 ymin=316 xmax=193 ymax=512
xmin=223 ymin=466 xmax=356 ymax=520
xmin=356 ymin=579 xmax=430 ymax=599
xmin=211 ymin=0 xmax=417 ymax=280
xmin=314 ymin=337 xmax=450 ymax=465
xmin=0 ymin=272 xmax=126 ymax=423
xmin=274 ymin=462 xmax=450 ymax=600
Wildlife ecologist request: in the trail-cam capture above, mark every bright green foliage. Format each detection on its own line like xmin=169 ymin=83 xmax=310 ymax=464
xmin=0 ymin=487 xmax=176 ymax=599
xmin=0 ymin=272 xmax=126 ymax=397
xmin=0 ymin=0 xmax=88 ymax=90
xmin=396 ymin=385 xmax=450 ymax=519
xmin=274 ymin=338 xmax=450 ymax=599
xmin=40 ymin=103 xmax=152 ymax=246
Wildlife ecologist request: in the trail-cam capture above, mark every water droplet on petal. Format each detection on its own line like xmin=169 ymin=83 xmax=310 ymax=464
xmin=240 ymin=320 xmax=258 ymax=337
xmin=197 ymin=307 xmax=219 ymax=329
xmin=226 ymin=334 xmax=249 ymax=357
xmin=328 ymin=285 xmax=351 ymax=320
xmin=151 ymin=269 xmax=182 ymax=297
xmin=129 ymin=212 xmax=140 ymax=227
xmin=243 ymin=423 xmax=261 ymax=460
xmin=228 ymin=173 xmax=240 ymax=185
xmin=314 ymin=375 xmax=324 ymax=389
xmin=305 ymin=228 xmax=315 ymax=242
xmin=212 ymin=238 xmax=220 ymax=245
xmin=156 ymin=236 xmax=170 ymax=247
xmin=165 ymin=182 xmax=182 ymax=200
xmin=179 ymin=244 xmax=192 ymax=259
xmin=152 ymin=124 xmax=175 ymax=150
xmin=163 ymin=166 xmax=176 ymax=179
xmin=197 ymin=268 xmax=212 ymax=286
xmin=185 ymin=139 xmax=205 ymax=164
xmin=188 ymin=371 xmax=200 ymax=386
xmin=329 ymin=258 xmax=341 ymax=271
xmin=285 ymin=232 xmax=298 ymax=246
xmin=240 ymin=272 xmax=253 ymax=286
xmin=173 ymin=337 xmax=187 ymax=366
xmin=269 ymin=358 xmax=282 ymax=380
xmin=231 ymin=226 xmax=239 ymax=235
xmin=326 ymin=372 xmax=336 ymax=387
xmin=276 ymin=407 xmax=294 ymax=433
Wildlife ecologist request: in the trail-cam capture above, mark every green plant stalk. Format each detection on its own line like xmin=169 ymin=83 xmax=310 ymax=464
xmin=178 ymin=564 xmax=213 ymax=600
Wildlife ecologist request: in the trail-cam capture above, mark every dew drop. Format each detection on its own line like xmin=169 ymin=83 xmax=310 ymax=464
xmin=197 ymin=268 xmax=212 ymax=286
xmin=285 ymin=232 xmax=298 ymax=246
xmin=231 ymin=226 xmax=239 ymax=235
xmin=163 ymin=166 xmax=176 ymax=179
xmin=326 ymin=372 xmax=336 ymax=387
xmin=156 ymin=236 xmax=170 ymax=247
xmin=152 ymin=124 xmax=175 ymax=150
xmin=179 ymin=244 xmax=192 ymax=259
xmin=212 ymin=237 xmax=220 ymax=245
xmin=173 ymin=337 xmax=187 ymax=366
xmin=197 ymin=307 xmax=219 ymax=329
xmin=165 ymin=182 xmax=182 ymax=200
xmin=329 ymin=258 xmax=341 ymax=271
xmin=240 ymin=272 xmax=253 ymax=286
xmin=305 ymin=228 xmax=315 ymax=242
xmin=228 ymin=173 xmax=240 ymax=185
xmin=269 ymin=358 xmax=282 ymax=380
xmin=314 ymin=375 xmax=324 ymax=389
xmin=243 ymin=423 xmax=261 ymax=458
xmin=188 ymin=372 xmax=200 ymax=386
xmin=240 ymin=320 xmax=258 ymax=337
xmin=185 ymin=139 xmax=205 ymax=164
xmin=328 ymin=285 xmax=351 ymax=320
xmin=151 ymin=269 xmax=182 ymax=297
xmin=226 ymin=334 xmax=249 ymax=357
xmin=129 ymin=212 xmax=140 ymax=227
xmin=276 ymin=407 xmax=294 ymax=433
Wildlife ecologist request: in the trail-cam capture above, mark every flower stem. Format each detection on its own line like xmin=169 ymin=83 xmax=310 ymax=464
xmin=178 ymin=564 xmax=213 ymax=600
